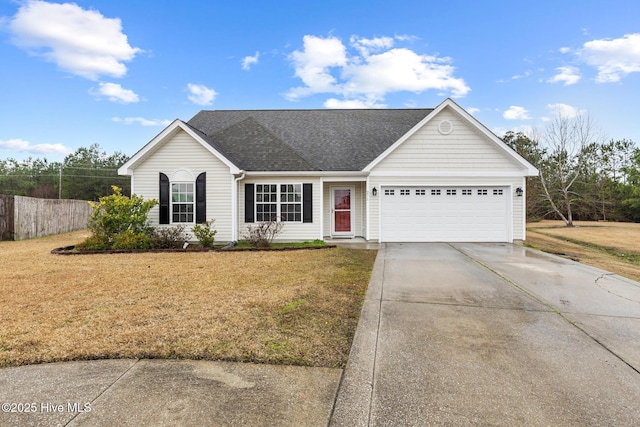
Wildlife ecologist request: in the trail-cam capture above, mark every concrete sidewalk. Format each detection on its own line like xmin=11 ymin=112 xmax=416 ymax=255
xmin=330 ymin=242 xmax=640 ymax=426
xmin=0 ymin=359 xmax=341 ymax=426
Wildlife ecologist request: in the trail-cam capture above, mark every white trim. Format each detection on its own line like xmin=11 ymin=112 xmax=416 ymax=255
xmin=331 ymin=186 xmax=355 ymax=237
xmin=369 ymin=171 xmax=530 ymax=178
xmin=244 ymin=171 xmax=368 ymax=179
xmin=172 ymin=169 xmax=194 ymax=182
xmin=254 ymin=183 xmax=304 ymax=223
xmin=118 ymin=120 xmax=241 ymax=176
xmin=170 ymin=180 xmax=195 ymax=225
xmin=363 ymin=98 xmax=539 ymax=176
xmin=365 ymin=176 xmax=371 ymax=241
xmin=232 ymin=172 xmax=245 ymax=241
xmin=319 ymin=178 xmax=325 ymax=240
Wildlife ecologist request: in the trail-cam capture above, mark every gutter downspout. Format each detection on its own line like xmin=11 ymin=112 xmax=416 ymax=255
xmin=231 ymin=171 xmax=246 ymax=242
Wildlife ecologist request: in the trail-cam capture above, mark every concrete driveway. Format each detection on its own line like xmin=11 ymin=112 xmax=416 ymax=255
xmin=331 ymin=242 xmax=640 ymax=426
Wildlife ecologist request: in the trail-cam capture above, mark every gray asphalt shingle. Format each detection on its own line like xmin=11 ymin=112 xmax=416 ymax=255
xmin=187 ymin=109 xmax=433 ymax=171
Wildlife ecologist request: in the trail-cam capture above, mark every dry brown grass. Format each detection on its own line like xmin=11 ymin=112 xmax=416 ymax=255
xmin=526 ymin=220 xmax=640 ymax=281
xmin=0 ymin=231 xmax=376 ymax=368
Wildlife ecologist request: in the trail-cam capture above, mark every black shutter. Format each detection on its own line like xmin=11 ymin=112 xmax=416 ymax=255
xmin=159 ymin=173 xmax=170 ymax=224
xmin=196 ymin=172 xmax=206 ymax=223
xmin=303 ymin=183 xmax=312 ymax=223
xmin=245 ymin=183 xmax=254 ymax=223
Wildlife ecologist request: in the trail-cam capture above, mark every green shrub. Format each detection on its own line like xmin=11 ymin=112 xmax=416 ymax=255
xmin=149 ymin=225 xmax=189 ymax=249
xmin=86 ymin=186 xmax=157 ymax=248
xmin=112 ymin=230 xmax=153 ymax=250
xmin=192 ymin=220 xmax=217 ymax=248
xmin=75 ymin=235 xmax=110 ymax=251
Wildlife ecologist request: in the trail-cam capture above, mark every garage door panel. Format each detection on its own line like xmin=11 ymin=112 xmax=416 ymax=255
xmin=381 ymin=186 xmax=509 ymax=242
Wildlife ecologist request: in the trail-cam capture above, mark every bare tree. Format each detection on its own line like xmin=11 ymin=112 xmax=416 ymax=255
xmin=537 ymin=112 xmax=603 ymax=227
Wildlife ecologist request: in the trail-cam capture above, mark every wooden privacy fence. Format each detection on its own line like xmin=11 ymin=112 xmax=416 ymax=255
xmin=0 ymin=194 xmax=92 ymax=241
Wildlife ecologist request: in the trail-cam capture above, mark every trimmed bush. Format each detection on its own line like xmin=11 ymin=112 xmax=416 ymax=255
xmin=80 ymin=186 xmax=157 ymax=250
xmin=192 ymin=220 xmax=217 ymax=248
xmin=112 ymin=230 xmax=153 ymax=250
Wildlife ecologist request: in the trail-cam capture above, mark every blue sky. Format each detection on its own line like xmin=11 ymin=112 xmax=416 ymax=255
xmin=1 ymin=0 xmax=639 ymax=162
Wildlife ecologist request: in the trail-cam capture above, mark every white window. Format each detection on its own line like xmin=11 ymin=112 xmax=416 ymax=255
xmin=172 ymin=182 xmax=194 ymax=223
xmin=256 ymin=184 xmax=301 ymax=222
xmin=431 ymin=189 xmax=441 ymax=196
xmin=384 ymin=189 xmax=395 ymax=196
xmin=478 ymin=189 xmax=488 ymax=196
xmin=400 ymin=189 xmax=410 ymax=196
xmin=462 ymin=189 xmax=472 ymax=195
xmin=493 ymin=189 xmax=504 ymax=195
xmin=446 ymin=189 xmax=457 ymax=196
xmin=280 ymin=184 xmax=302 ymax=222
xmin=416 ymin=189 xmax=426 ymax=196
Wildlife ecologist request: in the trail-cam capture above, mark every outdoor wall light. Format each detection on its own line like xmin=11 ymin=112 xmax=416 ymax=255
xmin=515 ymin=187 xmax=523 ymax=197
xmin=372 ymin=187 xmax=378 ymax=196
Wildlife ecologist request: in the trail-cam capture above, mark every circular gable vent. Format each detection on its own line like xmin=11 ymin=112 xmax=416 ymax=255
xmin=438 ymin=120 xmax=453 ymax=135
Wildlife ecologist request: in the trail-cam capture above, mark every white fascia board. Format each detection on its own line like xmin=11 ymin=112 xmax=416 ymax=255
xmin=369 ymin=170 xmax=529 ymax=177
xmin=363 ymin=98 xmax=539 ymax=177
xmin=244 ymin=171 xmax=368 ymax=180
xmin=117 ymin=120 xmax=241 ymax=175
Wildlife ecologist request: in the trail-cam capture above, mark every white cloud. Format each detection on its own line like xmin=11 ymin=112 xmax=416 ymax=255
xmin=559 ymin=47 xmax=571 ymax=54
xmin=547 ymin=66 xmax=581 ymax=85
xmin=578 ymin=33 xmax=640 ymax=82
xmin=466 ymin=107 xmax=480 ymax=115
xmin=187 ymin=83 xmax=217 ymax=106
xmin=112 ymin=117 xmax=171 ymax=127
xmin=350 ymin=35 xmax=394 ymax=56
xmin=286 ymin=34 xmax=469 ymax=104
xmin=503 ymin=106 xmax=531 ymax=120
xmin=324 ymin=97 xmax=386 ymax=109
xmin=242 ymin=52 xmax=260 ymax=71
xmin=8 ymin=0 xmax=141 ymax=80
xmin=287 ymin=35 xmax=348 ymax=99
xmin=0 ymin=138 xmax=71 ymax=155
xmin=92 ymin=82 xmax=139 ymax=103
xmin=546 ymin=103 xmax=585 ymax=119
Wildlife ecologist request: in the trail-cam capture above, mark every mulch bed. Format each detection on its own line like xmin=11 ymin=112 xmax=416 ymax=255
xmin=51 ymin=244 xmax=336 ymax=255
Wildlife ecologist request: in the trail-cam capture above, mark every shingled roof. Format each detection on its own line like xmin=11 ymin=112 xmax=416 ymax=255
xmin=187 ymin=109 xmax=433 ymax=171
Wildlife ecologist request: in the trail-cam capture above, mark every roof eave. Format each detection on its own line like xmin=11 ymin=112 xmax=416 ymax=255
xmin=118 ymin=120 xmax=241 ymax=176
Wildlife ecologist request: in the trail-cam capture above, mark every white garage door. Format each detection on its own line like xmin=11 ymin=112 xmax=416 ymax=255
xmin=380 ymin=186 xmax=509 ymax=242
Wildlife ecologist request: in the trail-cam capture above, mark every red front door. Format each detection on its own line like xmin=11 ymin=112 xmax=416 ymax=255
xmin=333 ymin=188 xmax=352 ymax=235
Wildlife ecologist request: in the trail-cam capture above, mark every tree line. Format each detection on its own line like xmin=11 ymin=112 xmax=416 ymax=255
xmin=0 ymin=144 xmax=130 ymax=201
xmin=503 ymin=113 xmax=639 ymax=225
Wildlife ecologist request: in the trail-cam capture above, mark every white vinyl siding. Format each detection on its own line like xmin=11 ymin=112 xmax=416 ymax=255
xmin=373 ymin=109 xmax=525 ymax=174
xmin=130 ymin=130 xmax=234 ymax=241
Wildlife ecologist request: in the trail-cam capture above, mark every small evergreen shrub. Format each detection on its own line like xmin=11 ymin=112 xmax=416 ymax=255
xmin=192 ymin=220 xmax=217 ymax=248
xmin=75 ymin=235 xmax=110 ymax=251
xmin=83 ymin=186 xmax=157 ymax=250
xmin=112 ymin=230 xmax=154 ymax=250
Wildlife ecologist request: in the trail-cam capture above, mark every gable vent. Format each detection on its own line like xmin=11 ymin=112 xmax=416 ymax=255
xmin=438 ymin=120 xmax=453 ymax=135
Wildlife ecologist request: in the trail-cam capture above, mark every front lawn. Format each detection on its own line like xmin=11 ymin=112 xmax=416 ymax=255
xmin=0 ymin=231 xmax=376 ymax=368
xmin=526 ymin=220 xmax=640 ymax=281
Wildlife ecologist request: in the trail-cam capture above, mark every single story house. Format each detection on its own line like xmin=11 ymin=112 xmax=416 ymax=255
xmin=118 ymin=98 xmax=538 ymax=243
